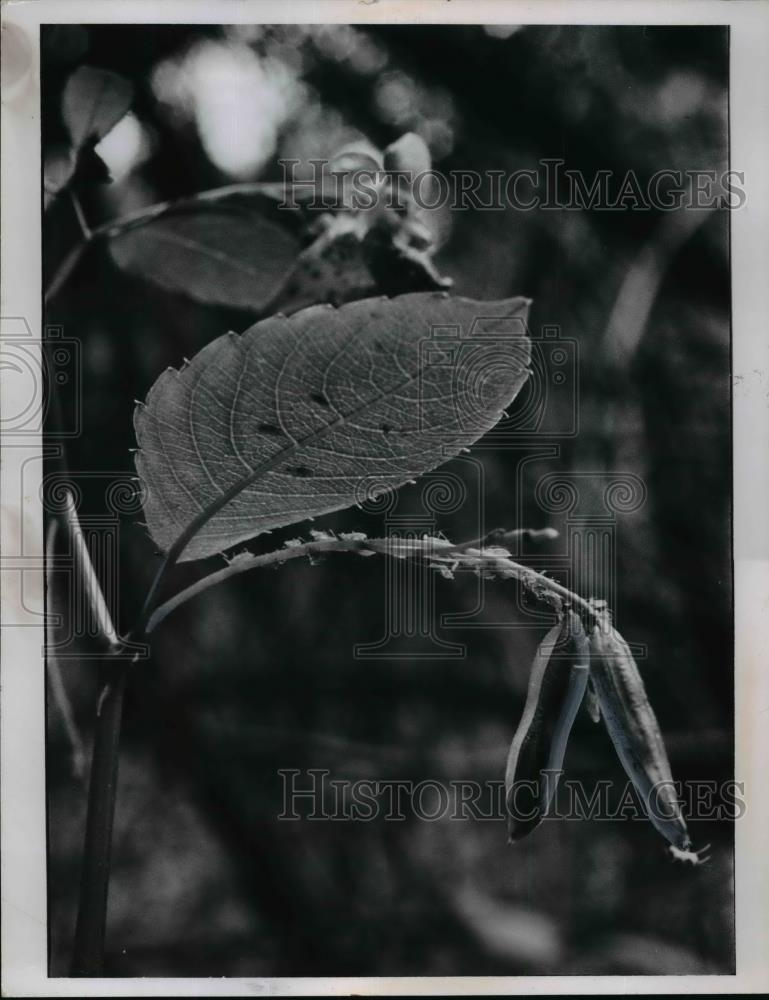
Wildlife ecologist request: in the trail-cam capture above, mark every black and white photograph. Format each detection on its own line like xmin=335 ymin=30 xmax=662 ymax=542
xmin=1 ymin=1 xmax=768 ymax=995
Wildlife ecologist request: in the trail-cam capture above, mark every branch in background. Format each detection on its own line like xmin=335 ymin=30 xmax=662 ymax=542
xmin=45 ymin=490 xmax=128 ymax=973
xmin=602 ymin=202 xmax=716 ymax=370
xmin=61 ymin=489 xmax=122 ymax=652
xmin=454 ymin=526 xmax=560 ymax=552
xmin=46 ymin=488 xmax=123 ymax=782
xmin=143 ymin=528 xmax=600 ymax=637
xmin=45 ymin=518 xmax=87 ymax=783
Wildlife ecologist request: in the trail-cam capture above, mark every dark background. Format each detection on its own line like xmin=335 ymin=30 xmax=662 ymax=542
xmin=43 ymin=23 xmax=733 ymax=976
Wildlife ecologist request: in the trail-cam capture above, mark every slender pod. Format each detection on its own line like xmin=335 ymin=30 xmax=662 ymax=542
xmin=588 ymin=616 xmax=704 ymax=862
xmin=543 ymin=612 xmax=590 ymax=808
xmin=585 ymin=675 xmax=602 ymax=724
xmin=505 ymin=611 xmax=589 ymax=842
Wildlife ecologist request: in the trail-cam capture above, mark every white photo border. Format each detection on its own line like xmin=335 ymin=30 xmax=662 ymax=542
xmin=2 ymin=1 xmax=767 ymax=995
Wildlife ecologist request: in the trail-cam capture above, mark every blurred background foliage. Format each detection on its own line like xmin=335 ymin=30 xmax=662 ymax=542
xmin=43 ymin=23 xmax=732 ymax=976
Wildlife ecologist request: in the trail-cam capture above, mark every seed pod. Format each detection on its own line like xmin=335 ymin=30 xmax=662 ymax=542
xmin=588 ymin=617 xmax=692 ymax=854
xmin=505 ymin=610 xmax=589 ymax=842
xmin=585 ymin=676 xmax=601 ymax=723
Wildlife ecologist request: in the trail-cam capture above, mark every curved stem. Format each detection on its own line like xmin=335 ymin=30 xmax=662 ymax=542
xmin=145 ymin=533 xmax=598 ymax=636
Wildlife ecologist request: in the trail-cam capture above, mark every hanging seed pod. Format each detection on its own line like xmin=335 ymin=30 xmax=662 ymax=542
xmin=585 ymin=675 xmax=602 ymax=723
xmin=505 ymin=610 xmax=589 ymax=842
xmin=588 ymin=616 xmax=703 ymax=861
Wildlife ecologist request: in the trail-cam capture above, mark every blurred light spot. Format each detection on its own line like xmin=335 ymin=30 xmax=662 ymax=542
xmin=281 ymin=101 xmax=367 ymax=176
xmin=152 ymin=40 xmax=303 ymax=178
xmin=452 ymin=886 xmax=562 ymax=965
xmin=657 ymin=71 xmax=707 ymax=122
xmin=86 ymin=331 xmax=114 ymax=378
xmin=313 ymin=24 xmax=357 ymax=62
xmin=308 ymin=24 xmax=387 ymax=76
xmin=418 ymin=118 xmax=455 ymax=161
xmin=374 ymin=70 xmax=417 ymax=126
xmin=95 ymin=112 xmax=152 ymax=183
xmin=421 ymin=85 xmax=455 ymax=123
xmin=346 ymin=34 xmax=388 ymax=76
xmin=484 ymin=25 xmax=524 ymax=40
xmin=226 ymin=24 xmax=266 ymax=45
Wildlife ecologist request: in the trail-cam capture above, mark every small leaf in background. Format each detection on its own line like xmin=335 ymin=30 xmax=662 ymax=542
xmin=109 ymin=198 xmax=305 ymax=311
xmin=134 ymin=293 xmax=531 ymax=562
xmin=107 ymin=132 xmax=450 ymax=312
xmin=44 ymin=65 xmax=133 ymax=210
xmin=44 ymin=148 xmax=76 ymax=210
xmin=268 ymin=214 xmax=378 ymax=315
xmin=268 ymin=206 xmax=451 ymax=317
xmin=506 ymin=611 xmax=589 ymax=843
xmin=328 ymin=141 xmax=384 ymax=176
xmin=383 ymin=132 xmax=445 ymax=248
xmin=383 ymin=131 xmax=433 ymax=177
xmin=62 ymin=65 xmax=134 ymax=153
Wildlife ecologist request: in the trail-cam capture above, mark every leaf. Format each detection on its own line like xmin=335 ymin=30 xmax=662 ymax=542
xmin=135 ymin=293 xmax=531 ymax=562
xmin=109 ymin=198 xmax=305 ymax=311
xmin=269 ymin=219 xmax=378 ymax=315
xmin=43 ymin=148 xmax=76 ymax=210
xmin=266 ymin=210 xmax=451 ymax=317
xmin=383 ymin=131 xmax=432 ymax=178
xmin=62 ymin=65 xmax=134 ymax=152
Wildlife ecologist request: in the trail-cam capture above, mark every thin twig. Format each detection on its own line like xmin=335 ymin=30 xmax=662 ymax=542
xmin=44 ymin=241 xmax=89 ymax=306
xmin=61 ymin=490 xmax=122 ymax=651
xmin=46 ymin=655 xmax=87 ymax=783
xmin=53 ymin=490 xmax=125 ymax=975
xmin=45 ymin=516 xmax=87 ymax=782
xmin=69 ymin=190 xmax=92 ymax=239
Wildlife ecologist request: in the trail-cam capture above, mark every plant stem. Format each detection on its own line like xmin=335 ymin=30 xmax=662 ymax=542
xmin=53 ymin=489 xmax=127 ymax=975
xmin=71 ymin=659 xmax=130 ymax=976
xmin=62 ymin=490 xmax=123 ymax=650
xmin=75 ymin=527 xmax=594 ymax=977
xmin=69 ymin=190 xmax=92 ymax=239
xmin=44 ymin=241 xmax=89 ymax=306
xmin=145 ymin=533 xmax=599 ymax=636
